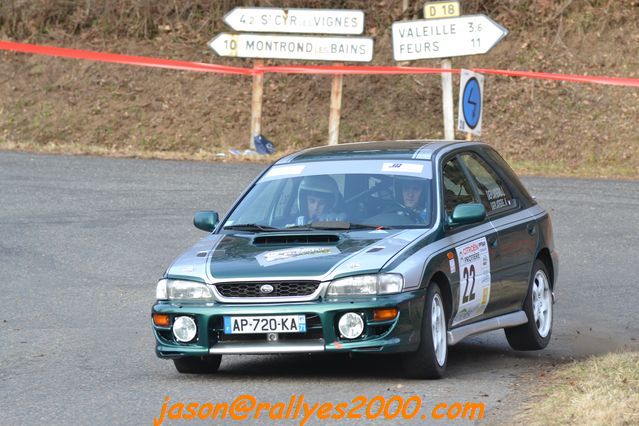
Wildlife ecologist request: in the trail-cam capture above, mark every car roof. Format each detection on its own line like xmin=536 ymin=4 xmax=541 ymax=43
xmin=276 ymin=140 xmax=483 ymax=164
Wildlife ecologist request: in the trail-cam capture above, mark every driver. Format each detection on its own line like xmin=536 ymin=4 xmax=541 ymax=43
xmin=297 ymin=175 xmax=344 ymax=224
xmin=395 ymin=177 xmax=429 ymax=223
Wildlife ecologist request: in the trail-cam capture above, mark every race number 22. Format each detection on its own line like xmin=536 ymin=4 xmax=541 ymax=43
xmin=462 ymin=265 xmax=476 ymax=303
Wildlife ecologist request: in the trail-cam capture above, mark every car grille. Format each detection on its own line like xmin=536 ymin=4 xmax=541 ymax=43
xmin=215 ymin=281 xmax=320 ymax=298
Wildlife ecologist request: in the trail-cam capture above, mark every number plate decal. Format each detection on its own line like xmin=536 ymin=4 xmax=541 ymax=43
xmin=223 ymin=315 xmax=307 ymax=334
xmin=452 ymin=237 xmax=491 ymax=325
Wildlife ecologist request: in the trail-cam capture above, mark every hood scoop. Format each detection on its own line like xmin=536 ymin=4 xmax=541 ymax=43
xmin=253 ymin=234 xmax=339 ymax=245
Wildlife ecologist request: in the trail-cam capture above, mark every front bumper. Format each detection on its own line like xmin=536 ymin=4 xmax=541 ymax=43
xmin=152 ymin=289 xmax=426 ymax=358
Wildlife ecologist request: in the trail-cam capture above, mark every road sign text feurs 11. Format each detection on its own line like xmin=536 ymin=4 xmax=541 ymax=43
xmin=392 ymin=15 xmax=508 ymax=61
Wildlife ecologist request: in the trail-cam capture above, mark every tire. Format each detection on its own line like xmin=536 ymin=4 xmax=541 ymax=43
xmin=505 ymin=259 xmax=553 ymax=350
xmin=402 ymin=283 xmax=448 ymax=379
xmin=173 ymin=355 xmax=222 ymax=374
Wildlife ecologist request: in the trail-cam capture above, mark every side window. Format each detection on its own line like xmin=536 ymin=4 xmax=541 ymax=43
xmin=460 ymin=153 xmax=513 ymax=213
xmin=443 ymin=158 xmax=476 ymax=215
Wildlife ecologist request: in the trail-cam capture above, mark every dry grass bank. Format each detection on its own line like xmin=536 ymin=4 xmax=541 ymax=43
xmin=518 ymin=351 xmax=639 ymax=425
xmin=1 ymin=1 xmax=638 ymax=178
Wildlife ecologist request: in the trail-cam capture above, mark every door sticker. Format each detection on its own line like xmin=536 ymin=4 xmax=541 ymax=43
xmin=452 ymin=237 xmax=491 ymax=325
xmin=447 ymin=251 xmax=456 ymax=274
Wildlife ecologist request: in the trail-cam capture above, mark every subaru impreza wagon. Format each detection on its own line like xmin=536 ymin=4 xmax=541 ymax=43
xmin=151 ymin=140 xmax=557 ymax=379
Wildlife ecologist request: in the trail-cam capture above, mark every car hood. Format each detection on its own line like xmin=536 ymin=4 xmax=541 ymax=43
xmin=165 ymin=228 xmax=428 ymax=282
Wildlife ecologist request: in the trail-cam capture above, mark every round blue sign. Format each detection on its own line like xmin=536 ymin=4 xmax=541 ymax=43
xmin=462 ymin=77 xmax=481 ymax=129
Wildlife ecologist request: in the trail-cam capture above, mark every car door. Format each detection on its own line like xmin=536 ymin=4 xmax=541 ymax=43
xmin=458 ymin=152 xmax=537 ymax=316
xmin=441 ymin=156 xmax=500 ymax=327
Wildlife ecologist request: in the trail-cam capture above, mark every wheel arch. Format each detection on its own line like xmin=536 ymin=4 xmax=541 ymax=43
xmin=536 ymin=248 xmax=554 ymax=289
xmin=426 ymin=271 xmax=453 ymax=322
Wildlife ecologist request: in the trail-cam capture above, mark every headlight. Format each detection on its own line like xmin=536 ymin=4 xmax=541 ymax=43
xmin=327 ymin=274 xmax=403 ymax=296
xmin=156 ymin=279 xmax=213 ymax=301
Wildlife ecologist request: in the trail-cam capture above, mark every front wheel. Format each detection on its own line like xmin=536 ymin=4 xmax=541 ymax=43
xmin=402 ymin=283 xmax=448 ymax=379
xmin=173 ymin=355 xmax=222 ymax=374
xmin=505 ymin=259 xmax=553 ymax=350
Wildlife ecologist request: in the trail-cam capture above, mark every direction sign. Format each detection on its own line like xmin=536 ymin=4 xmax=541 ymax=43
xmin=424 ymin=1 xmax=460 ymax=20
xmin=458 ymin=69 xmax=484 ymax=136
xmin=224 ymin=7 xmax=365 ymax=35
xmin=209 ymin=33 xmax=373 ymax=62
xmin=392 ymin=14 xmax=508 ymax=61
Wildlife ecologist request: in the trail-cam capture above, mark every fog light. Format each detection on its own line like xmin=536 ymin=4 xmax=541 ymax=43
xmin=373 ymin=308 xmax=398 ymax=321
xmin=153 ymin=313 xmax=170 ymax=327
xmin=173 ymin=316 xmax=197 ymax=342
xmin=338 ymin=312 xmax=364 ymax=339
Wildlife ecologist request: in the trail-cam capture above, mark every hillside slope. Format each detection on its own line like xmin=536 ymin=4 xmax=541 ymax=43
xmin=1 ymin=0 xmax=637 ymax=177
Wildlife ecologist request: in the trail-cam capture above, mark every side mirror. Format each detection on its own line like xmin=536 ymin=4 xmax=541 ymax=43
xmin=447 ymin=203 xmax=486 ymax=228
xmin=193 ymin=211 xmax=219 ymax=232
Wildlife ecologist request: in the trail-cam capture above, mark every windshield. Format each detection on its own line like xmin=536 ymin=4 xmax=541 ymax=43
xmin=223 ymin=160 xmax=433 ymax=231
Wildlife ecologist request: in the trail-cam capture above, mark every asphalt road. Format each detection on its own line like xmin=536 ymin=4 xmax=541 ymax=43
xmin=1 ymin=152 xmax=637 ymax=425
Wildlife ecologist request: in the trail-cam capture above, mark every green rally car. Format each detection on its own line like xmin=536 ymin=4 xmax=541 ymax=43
xmin=152 ymin=140 xmax=558 ymax=379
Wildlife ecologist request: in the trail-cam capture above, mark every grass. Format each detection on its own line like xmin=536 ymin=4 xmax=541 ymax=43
xmin=0 ymin=139 xmax=283 ymax=163
xmin=510 ymin=160 xmax=639 ymax=180
xmin=517 ymin=352 xmax=639 ymax=426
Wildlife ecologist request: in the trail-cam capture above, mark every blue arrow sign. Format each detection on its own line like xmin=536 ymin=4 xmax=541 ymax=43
xmin=462 ymin=77 xmax=481 ymax=129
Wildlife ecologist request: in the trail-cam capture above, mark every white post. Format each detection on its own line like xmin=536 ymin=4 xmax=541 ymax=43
xmin=441 ymin=58 xmax=455 ymax=140
xmin=250 ymin=59 xmax=264 ymax=150
xmin=328 ymin=68 xmax=344 ymax=145
xmin=402 ymin=0 xmax=410 ymax=14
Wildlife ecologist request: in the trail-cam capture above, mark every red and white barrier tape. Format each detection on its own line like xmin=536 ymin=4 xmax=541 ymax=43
xmin=0 ymin=41 xmax=251 ymax=75
xmin=2 ymin=41 xmax=639 ymax=87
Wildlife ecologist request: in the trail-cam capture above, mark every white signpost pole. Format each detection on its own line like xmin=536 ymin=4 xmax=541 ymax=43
xmin=328 ymin=65 xmax=344 ymax=146
xmin=250 ymin=60 xmax=264 ymax=150
xmin=441 ymin=58 xmax=454 ymax=140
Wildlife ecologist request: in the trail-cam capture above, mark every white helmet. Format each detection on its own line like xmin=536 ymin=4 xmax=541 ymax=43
xmin=297 ymin=175 xmax=340 ymax=215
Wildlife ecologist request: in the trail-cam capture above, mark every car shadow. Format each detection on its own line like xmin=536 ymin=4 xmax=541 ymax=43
xmin=187 ymin=333 xmax=565 ymax=381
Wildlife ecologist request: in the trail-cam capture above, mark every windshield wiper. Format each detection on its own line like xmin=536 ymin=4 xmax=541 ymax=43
xmin=287 ymin=221 xmax=392 ymax=231
xmin=223 ymin=223 xmax=277 ymax=232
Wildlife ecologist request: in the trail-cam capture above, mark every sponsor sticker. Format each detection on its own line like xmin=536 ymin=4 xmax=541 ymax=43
xmin=265 ymin=165 xmax=305 ymax=177
xmin=256 ymin=246 xmax=340 ymax=266
xmin=452 ymin=237 xmax=491 ymax=325
xmin=447 ymin=252 xmax=456 ymax=274
xmin=381 ymin=162 xmax=424 ymax=174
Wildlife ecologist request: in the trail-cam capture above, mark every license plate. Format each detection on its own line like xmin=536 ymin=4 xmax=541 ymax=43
xmin=223 ymin=315 xmax=307 ymax=334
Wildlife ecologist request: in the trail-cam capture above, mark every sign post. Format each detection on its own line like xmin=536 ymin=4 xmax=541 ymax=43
xmin=391 ymin=13 xmax=507 ymax=140
xmin=328 ymin=64 xmax=344 ymax=146
xmin=250 ymin=60 xmax=265 ymax=149
xmin=441 ymin=59 xmax=454 ymax=140
xmin=458 ymin=69 xmax=484 ymax=138
xmin=211 ymin=7 xmax=371 ymax=149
